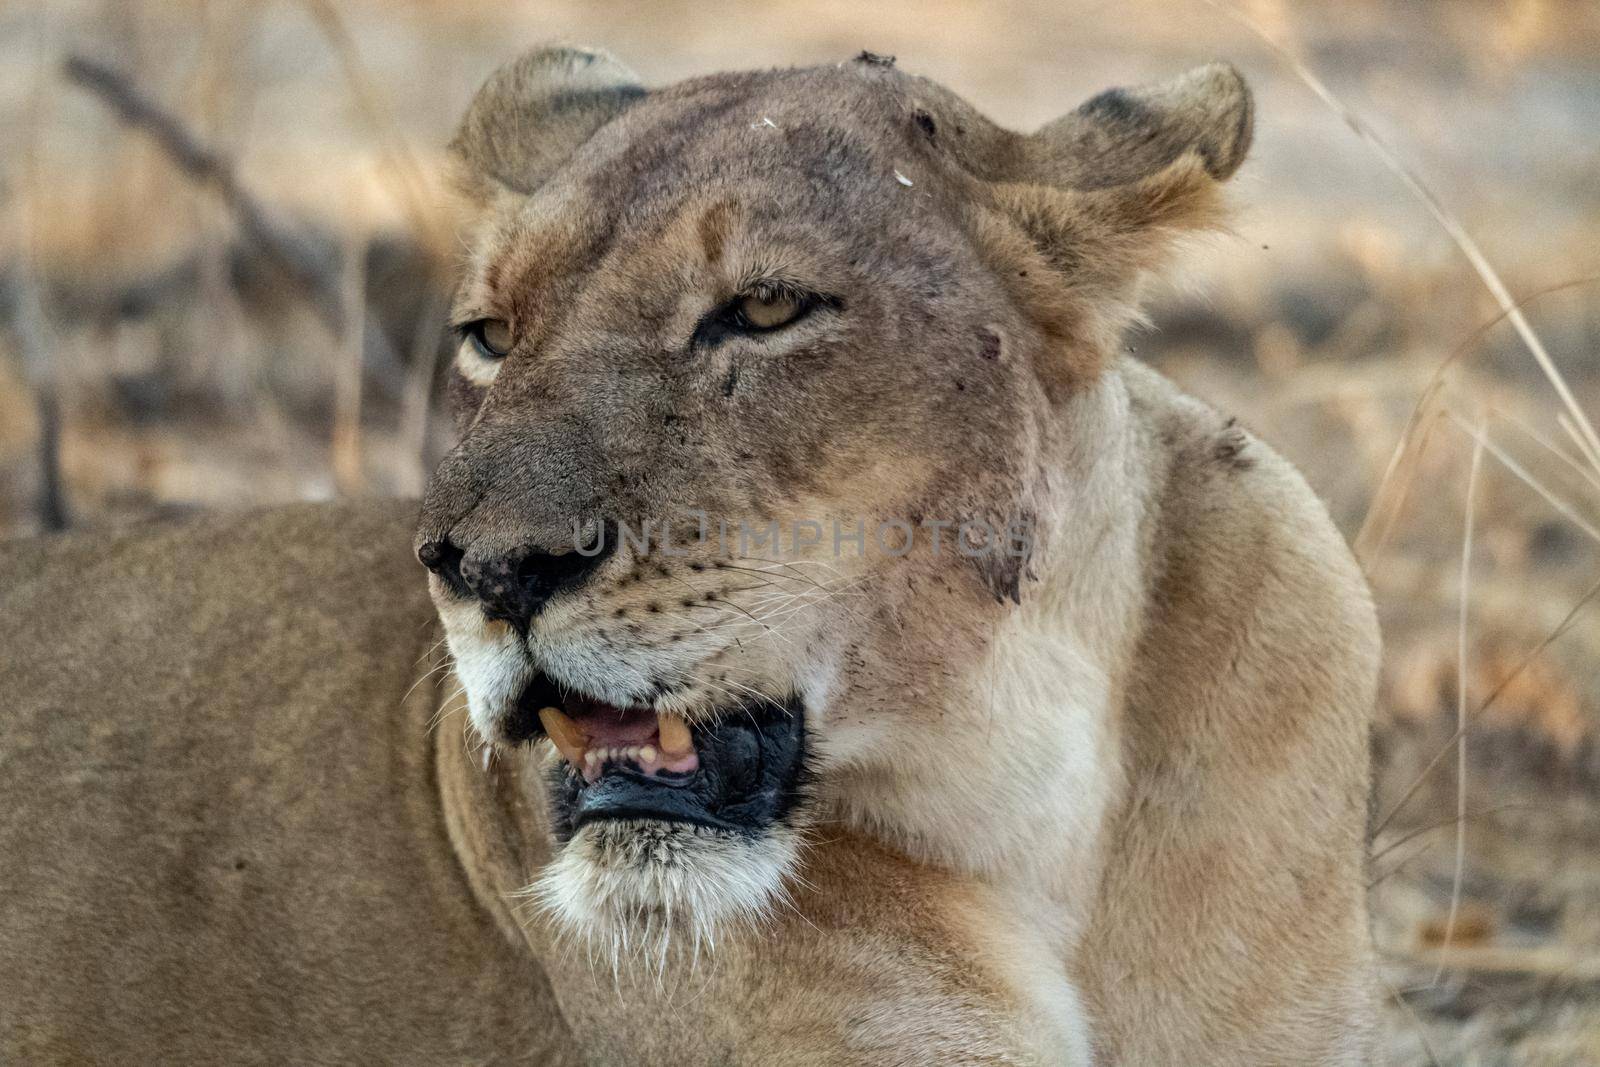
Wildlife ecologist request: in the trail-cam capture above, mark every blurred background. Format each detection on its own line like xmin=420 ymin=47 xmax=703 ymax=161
xmin=2 ymin=0 xmax=1597 ymax=1061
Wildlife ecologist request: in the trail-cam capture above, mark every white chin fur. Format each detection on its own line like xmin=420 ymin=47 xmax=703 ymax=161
xmin=527 ymin=819 xmax=800 ymax=972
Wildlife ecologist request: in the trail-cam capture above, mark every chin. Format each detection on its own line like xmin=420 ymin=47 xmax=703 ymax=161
xmin=529 ymin=817 xmax=805 ymax=967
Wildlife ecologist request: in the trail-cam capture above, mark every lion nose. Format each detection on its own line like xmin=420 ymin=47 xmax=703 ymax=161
xmin=417 ymin=535 xmax=611 ymax=631
xmin=416 ymin=538 xmax=469 ymax=596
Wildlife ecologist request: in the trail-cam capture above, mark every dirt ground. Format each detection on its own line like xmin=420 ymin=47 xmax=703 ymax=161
xmin=2 ymin=1 xmax=1598 ymax=1061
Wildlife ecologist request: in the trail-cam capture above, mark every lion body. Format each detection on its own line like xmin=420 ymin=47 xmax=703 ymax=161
xmin=0 ymin=504 xmax=573 ymax=1064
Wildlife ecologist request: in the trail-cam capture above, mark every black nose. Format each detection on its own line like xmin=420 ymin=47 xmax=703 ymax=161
xmin=417 ymin=531 xmax=612 ymax=631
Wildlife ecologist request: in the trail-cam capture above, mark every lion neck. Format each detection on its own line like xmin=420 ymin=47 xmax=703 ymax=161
xmin=821 ymin=361 xmax=1152 ymax=950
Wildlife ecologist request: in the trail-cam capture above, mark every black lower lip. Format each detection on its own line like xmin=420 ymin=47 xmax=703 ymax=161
xmin=549 ymin=694 xmax=807 ymax=839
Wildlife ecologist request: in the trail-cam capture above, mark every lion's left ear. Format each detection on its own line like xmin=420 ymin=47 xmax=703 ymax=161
xmin=1029 ymin=62 xmax=1252 ymax=191
xmin=451 ymin=46 xmax=647 ymax=206
xmin=973 ymin=64 xmax=1252 ymax=389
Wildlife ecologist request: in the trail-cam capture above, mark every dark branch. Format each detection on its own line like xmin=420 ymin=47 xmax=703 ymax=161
xmin=63 ymin=53 xmax=342 ymax=330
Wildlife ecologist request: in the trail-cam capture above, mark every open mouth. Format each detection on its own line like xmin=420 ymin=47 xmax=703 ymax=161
xmin=509 ymin=672 xmax=807 ymax=837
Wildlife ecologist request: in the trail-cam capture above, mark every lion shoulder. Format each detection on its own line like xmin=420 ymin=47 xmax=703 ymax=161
xmin=1122 ymin=356 xmax=1379 ymax=682
xmin=1081 ymin=359 xmax=1380 ymax=1062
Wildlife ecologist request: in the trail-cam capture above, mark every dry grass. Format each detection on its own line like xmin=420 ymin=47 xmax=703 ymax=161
xmin=2 ymin=1 xmax=1597 ymax=1061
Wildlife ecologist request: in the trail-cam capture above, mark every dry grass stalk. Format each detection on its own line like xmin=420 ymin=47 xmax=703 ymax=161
xmin=1431 ymin=426 xmax=1484 ymax=984
xmin=397 ymin=291 xmax=449 ymax=497
xmin=1369 ymin=803 xmax=1535 ymax=866
xmin=1449 ymin=413 xmax=1600 ymax=546
xmin=1383 ymin=977 xmax=1444 ymax=1067
xmin=6 ymin=268 xmax=69 ymax=532
xmin=1497 ymin=404 xmax=1600 ymax=501
xmin=1393 ymin=945 xmax=1600 ymax=984
xmin=332 ymin=233 xmax=367 ymax=495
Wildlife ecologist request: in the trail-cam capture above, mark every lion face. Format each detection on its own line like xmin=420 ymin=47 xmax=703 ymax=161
xmin=416 ymin=49 xmax=1251 ymax=948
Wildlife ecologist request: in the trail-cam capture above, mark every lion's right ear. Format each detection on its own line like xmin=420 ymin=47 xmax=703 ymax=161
xmin=451 ymin=47 xmax=646 ymax=205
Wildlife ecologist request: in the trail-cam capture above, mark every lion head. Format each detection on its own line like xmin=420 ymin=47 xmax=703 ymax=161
xmin=415 ymin=47 xmax=1251 ymax=949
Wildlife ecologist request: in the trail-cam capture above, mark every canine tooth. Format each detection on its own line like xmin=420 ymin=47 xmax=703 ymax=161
xmin=584 ymin=749 xmax=599 ymax=766
xmin=638 ymin=744 xmax=657 ymax=763
xmin=657 ymin=712 xmax=692 ymax=756
xmin=538 ymin=706 xmax=588 ymax=767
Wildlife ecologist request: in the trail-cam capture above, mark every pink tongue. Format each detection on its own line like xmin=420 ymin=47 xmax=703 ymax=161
xmin=573 ymin=704 xmax=658 ymax=747
xmin=565 ymin=700 xmax=699 ymax=783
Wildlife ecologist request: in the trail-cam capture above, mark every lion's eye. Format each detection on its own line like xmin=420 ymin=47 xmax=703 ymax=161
xmin=463 ymin=318 xmax=514 ymax=360
xmin=734 ymin=291 xmax=807 ymax=331
xmin=692 ymin=285 xmax=832 ymax=349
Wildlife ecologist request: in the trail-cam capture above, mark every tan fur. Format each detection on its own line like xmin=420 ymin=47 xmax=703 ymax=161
xmin=2 ymin=49 xmax=1380 ymax=1065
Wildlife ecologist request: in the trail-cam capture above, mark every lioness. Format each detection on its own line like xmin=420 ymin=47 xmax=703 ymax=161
xmin=1 ymin=49 xmax=1379 ymax=1065
xmin=418 ymin=46 xmax=1378 ymax=1062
